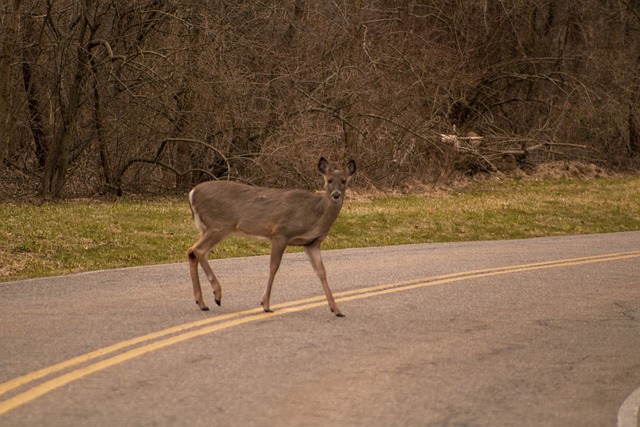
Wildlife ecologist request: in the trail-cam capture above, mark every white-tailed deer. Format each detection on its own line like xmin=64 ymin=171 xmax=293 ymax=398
xmin=187 ymin=157 xmax=356 ymax=317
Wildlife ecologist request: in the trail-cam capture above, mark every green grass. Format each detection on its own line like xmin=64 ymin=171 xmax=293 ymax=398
xmin=1 ymin=177 xmax=639 ymax=282
xmin=330 ymin=178 xmax=640 ymax=247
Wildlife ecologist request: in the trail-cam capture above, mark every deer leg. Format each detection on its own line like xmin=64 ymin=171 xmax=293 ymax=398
xmin=188 ymin=232 xmax=225 ymax=311
xmin=187 ymin=249 xmax=208 ymax=311
xmin=198 ymin=257 xmax=222 ymax=306
xmin=261 ymin=238 xmax=287 ymax=313
xmin=305 ymin=241 xmax=343 ymax=317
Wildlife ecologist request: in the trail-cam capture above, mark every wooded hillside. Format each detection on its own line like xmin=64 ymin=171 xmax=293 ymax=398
xmin=1 ymin=1 xmax=639 ymax=198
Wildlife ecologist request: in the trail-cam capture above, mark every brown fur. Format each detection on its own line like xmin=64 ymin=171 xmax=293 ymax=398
xmin=187 ymin=157 xmax=356 ymax=316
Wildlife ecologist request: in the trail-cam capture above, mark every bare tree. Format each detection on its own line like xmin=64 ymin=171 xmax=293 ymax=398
xmin=2 ymin=0 xmax=639 ymax=199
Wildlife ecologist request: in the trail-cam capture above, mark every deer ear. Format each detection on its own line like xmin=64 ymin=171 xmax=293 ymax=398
xmin=346 ymin=160 xmax=356 ymax=176
xmin=318 ymin=157 xmax=329 ymax=174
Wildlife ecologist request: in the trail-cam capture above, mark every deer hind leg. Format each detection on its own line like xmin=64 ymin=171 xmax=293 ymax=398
xmin=187 ymin=249 xmax=208 ymax=310
xmin=187 ymin=231 xmax=226 ymax=311
xmin=260 ymin=237 xmax=287 ymax=313
xmin=305 ymin=241 xmax=343 ymax=317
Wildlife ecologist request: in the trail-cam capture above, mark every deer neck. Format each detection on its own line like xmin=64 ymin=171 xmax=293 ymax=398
xmin=319 ymin=192 xmax=344 ymax=224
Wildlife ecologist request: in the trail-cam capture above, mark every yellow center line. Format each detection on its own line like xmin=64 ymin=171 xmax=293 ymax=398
xmin=1 ymin=250 xmax=639 ymax=415
xmin=336 ymin=251 xmax=640 ymax=304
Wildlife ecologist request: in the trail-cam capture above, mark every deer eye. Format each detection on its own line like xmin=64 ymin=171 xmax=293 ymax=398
xmin=328 ymin=179 xmax=333 ymax=184
xmin=341 ymin=179 xmax=346 ymax=184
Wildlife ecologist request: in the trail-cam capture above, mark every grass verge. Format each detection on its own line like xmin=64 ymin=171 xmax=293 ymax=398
xmin=1 ymin=177 xmax=639 ymax=282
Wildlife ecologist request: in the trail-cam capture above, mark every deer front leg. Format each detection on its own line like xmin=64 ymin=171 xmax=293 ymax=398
xmin=305 ymin=241 xmax=343 ymax=317
xmin=261 ymin=238 xmax=287 ymax=313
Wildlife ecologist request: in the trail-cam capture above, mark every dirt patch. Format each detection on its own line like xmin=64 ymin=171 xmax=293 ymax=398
xmin=527 ymin=161 xmax=608 ymax=180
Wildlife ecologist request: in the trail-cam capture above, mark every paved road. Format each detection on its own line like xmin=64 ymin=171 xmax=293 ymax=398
xmin=1 ymin=232 xmax=639 ymax=426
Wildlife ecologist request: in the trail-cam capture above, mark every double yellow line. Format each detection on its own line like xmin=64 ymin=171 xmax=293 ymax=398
xmin=1 ymin=250 xmax=639 ymax=415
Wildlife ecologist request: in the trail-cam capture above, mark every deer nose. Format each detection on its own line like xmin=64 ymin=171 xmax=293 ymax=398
xmin=331 ymin=191 xmax=342 ymax=200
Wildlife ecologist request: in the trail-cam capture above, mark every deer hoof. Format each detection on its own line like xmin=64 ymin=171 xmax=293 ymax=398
xmin=263 ymin=308 xmax=274 ymax=313
xmin=215 ymin=299 xmax=221 ymax=306
xmin=335 ymin=312 xmax=345 ymax=318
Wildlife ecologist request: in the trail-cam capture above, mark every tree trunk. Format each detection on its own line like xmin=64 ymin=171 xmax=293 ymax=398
xmin=629 ymin=93 xmax=640 ymax=158
xmin=42 ymin=7 xmax=90 ymax=197
xmin=22 ymin=55 xmax=47 ymax=170
xmin=0 ymin=0 xmax=22 ymax=165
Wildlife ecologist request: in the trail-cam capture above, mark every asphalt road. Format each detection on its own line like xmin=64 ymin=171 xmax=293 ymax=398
xmin=1 ymin=232 xmax=639 ymax=426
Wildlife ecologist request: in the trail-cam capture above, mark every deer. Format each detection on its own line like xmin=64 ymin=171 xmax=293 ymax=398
xmin=187 ymin=157 xmax=356 ymax=317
